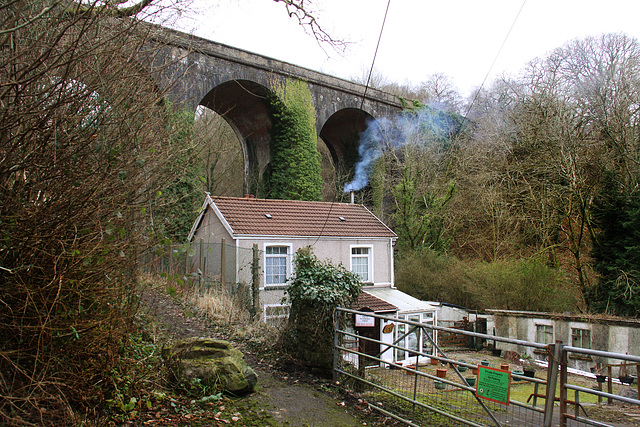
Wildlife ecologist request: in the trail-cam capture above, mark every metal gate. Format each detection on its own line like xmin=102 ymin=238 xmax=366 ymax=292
xmin=333 ymin=308 xmax=640 ymax=427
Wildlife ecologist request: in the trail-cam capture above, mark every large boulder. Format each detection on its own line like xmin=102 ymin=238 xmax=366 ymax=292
xmin=164 ymin=338 xmax=257 ymax=395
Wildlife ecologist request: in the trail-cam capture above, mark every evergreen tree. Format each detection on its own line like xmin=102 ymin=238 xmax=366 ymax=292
xmin=590 ymin=176 xmax=640 ymax=317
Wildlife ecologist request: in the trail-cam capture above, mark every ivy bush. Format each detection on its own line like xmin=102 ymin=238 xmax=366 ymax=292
xmin=281 ymin=247 xmax=361 ymax=376
xmin=264 ymin=79 xmax=323 ymax=201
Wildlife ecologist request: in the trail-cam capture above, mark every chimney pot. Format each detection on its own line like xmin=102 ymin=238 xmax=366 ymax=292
xmin=350 ymin=191 xmax=355 ymax=204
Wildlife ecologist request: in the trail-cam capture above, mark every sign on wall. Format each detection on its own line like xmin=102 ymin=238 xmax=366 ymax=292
xmin=355 ymin=314 xmax=375 ymax=327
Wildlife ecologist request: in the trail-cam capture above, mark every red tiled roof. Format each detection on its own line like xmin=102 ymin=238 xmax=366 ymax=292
xmin=354 ymin=291 xmax=398 ymax=313
xmin=209 ymin=196 xmax=397 ymax=238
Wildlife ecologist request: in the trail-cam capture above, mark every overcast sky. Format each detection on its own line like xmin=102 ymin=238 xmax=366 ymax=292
xmin=168 ymin=0 xmax=640 ymax=98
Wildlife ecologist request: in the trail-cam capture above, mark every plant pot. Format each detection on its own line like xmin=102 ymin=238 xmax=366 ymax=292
xmin=436 ymin=368 xmax=447 ymax=378
xmin=472 ymin=368 xmax=479 ymax=375
xmin=458 ymin=365 xmax=468 ymax=372
xmin=481 ymin=360 xmax=490 ymax=367
xmin=513 ymin=370 xmax=524 ymax=377
xmin=492 ymin=348 xmax=502 ymax=357
xmin=434 ymin=380 xmax=446 ymax=390
xmin=405 ymin=365 xmax=416 ymax=375
xmin=619 ymin=376 xmax=635 ymax=385
xmin=465 ymin=377 xmax=476 ymax=387
xmin=500 ymin=363 xmax=510 ymax=371
xmin=523 ymin=369 xmax=535 ymax=378
xmin=595 ymin=375 xmax=607 ymax=383
xmin=430 ymin=357 xmax=439 ymax=365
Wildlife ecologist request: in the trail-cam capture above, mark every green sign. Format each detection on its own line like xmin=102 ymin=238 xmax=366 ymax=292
xmin=476 ymin=366 xmax=511 ymax=405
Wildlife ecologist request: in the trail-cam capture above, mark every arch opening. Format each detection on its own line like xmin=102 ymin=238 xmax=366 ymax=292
xmin=199 ymin=79 xmax=275 ymax=195
xmin=319 ymin=108 xmax=375 ymax=201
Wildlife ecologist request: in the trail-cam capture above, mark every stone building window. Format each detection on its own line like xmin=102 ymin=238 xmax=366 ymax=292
xmin=571 ymin=328 xmax=591 ymax=349
xmin=536 ymin=324 xmax=554 ymax=345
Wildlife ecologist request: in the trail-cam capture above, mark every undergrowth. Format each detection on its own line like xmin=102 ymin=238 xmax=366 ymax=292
xmin=99 ymin=277 xmax=282 ymax=425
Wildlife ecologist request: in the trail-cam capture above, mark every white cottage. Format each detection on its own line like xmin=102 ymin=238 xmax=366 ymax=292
xmin=188 ymin=194 xmax=400 ymax=319
xmin=187 ymin=194 xmax=437 ymax=363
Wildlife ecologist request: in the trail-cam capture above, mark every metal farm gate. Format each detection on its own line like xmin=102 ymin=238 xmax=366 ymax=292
xmin=334 ymin=308 xmax=640 ymax=427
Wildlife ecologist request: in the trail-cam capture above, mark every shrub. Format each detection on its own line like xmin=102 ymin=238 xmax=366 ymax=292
xmin=395 ymin=249 xmax=577 ymax=312
xmin=395 ymin=248 xmax=474 ymax=307
xmin=281 ymin=247 xmax=361 ymax=376
xmin=468 ymin=258 xmax=576 ymax=312
xmin=0 ymin=4 xmax=190 ymax=423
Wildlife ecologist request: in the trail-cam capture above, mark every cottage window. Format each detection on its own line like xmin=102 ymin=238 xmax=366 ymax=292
xmin=535 ymin=324 xmax=554 ymax=345
xmin=265 ymin=245 xmax=291 ymax=286
xmin=571 ymin=328 xmax=591 ymax=349
xmin=351 ymin=246 xmax=372 ymax=282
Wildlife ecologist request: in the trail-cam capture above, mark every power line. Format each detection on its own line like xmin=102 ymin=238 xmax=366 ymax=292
xmin=360 ymin=0 xmax=392 ymax=110
xmin=313 ymin=0 xmax=392 ymax=248
xmin=461 ymin=0 xmax=527 ymax=127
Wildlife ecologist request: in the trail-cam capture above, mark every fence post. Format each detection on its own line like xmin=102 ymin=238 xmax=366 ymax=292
xmin=607 ymin=366 xmax=613 ymax=404
xmin=250 ymin=244 xmax=260 ymax=319
xmin=199 ymin=238 xmax=204 ymax=290
xmin=220 ymin=238 xmax=226 ymax=291
xmin=333 ymin=309 xmax=339 ymax=383
xmin=543 ymin=340 xmax=563 ymax=427
xmin=559 ymin=344 xmax=569 ymax=427
xmin=185 ymin=242 xmax=189 ymax=281
xmin=637 ymin=364 xmax=640 ymax=404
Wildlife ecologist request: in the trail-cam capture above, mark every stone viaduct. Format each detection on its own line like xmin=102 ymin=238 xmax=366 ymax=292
xmin=143 ymin=24 xmax=403 ymax=193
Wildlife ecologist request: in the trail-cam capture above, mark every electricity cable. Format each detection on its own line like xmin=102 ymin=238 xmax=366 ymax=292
xmin=459 ymin=0 xmax=527 ymax=130
xmin=312 ymin=0 xmax=392 ymax=248
xmin=360 ymin=0 xmax=392 ymax=110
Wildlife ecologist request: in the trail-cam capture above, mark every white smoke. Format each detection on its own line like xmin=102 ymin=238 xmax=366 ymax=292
xmin=343 ymin=117 xmax=387 ymax=193
xmin=344 ymin=107 xmax=455 ymax=193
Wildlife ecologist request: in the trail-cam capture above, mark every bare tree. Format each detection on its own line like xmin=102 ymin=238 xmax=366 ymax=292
xmin=456 ymin=34 xmax=640 ymax=307
xmin=1 ymin=0 xmax=344 ymax=421
xmin=417 ymin=72 xmax=464 ymax=113
xmin=193 ymin=106 xmax=244 ymax=196
xmin=274 ymin=0 xmax=347 ymax=52
xmin=0 ymin=1 xmax=191 ymax=423
xmin=351 ymin=65 xmax=390 ymax=89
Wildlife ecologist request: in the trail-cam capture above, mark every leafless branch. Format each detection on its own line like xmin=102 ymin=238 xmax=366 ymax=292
xmin=273 ymin=0 xmax=347 ymax=53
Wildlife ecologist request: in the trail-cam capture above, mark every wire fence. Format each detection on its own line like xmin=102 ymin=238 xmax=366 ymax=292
xmin=334 ymin=308 xmax=640 ymax=427
xmin=138 ymin=240 xmax=260 ymax=312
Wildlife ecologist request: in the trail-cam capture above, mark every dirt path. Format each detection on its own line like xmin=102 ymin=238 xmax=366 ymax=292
xmin=140 ymin=288 xmax=370 ymax=426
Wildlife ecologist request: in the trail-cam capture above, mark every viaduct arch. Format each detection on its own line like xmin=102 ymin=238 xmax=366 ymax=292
xmin=143 ymin=25 xmax=403 ymax=193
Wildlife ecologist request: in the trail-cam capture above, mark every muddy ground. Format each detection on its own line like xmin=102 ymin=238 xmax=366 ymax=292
xmin=139 ymin=287 xmax=392 ymax=426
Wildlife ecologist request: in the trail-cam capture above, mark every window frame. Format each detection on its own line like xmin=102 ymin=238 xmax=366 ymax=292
xmin=263 ymin=243 xmax=293 ymax=288
xmin=350 ymin=244 xmax=373 ymax=283
xmin=571 ymin=327 xmax=591 ymax=349
xmin=394 ymin=312 xmax=435 ymax=362
xmin=535 ymin=324 xmax=554 ymax=345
